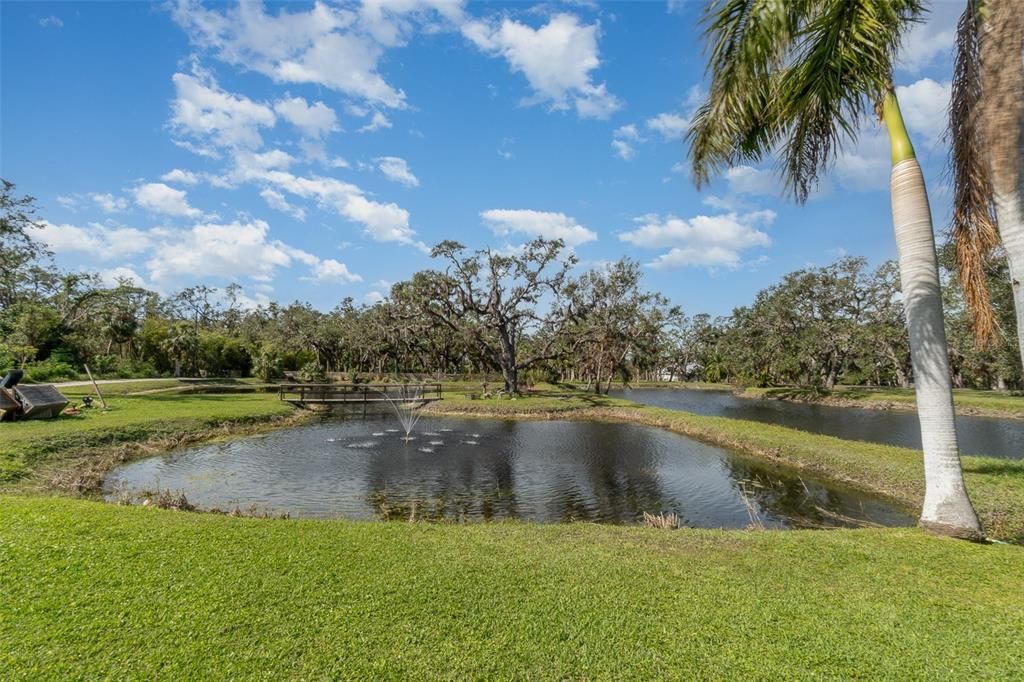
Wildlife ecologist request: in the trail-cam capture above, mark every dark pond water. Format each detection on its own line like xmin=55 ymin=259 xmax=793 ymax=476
xmin=613 ymin=388 xmax=1024 ymax=460
xmin=104 ymin=416 xmax=912 ymax=529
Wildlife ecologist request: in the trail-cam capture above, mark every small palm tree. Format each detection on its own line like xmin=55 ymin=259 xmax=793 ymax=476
xmin=689 ymin=0 xmax=982 ymax=538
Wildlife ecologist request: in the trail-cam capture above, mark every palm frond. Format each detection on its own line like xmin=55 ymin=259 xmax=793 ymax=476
xmin=948 ymin=0 xmax=1000 ymax=347
xmin=689 ymin=0 xmax=805 ymax=188
xmin=689 ymin=0 xmax=927 ymax=203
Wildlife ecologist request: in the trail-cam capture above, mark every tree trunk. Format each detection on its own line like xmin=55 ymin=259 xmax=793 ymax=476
xmin=981 ymin=2 xmax=1024 ymax=375
xmin=995 ymin=190 xmax=1024 ymax=366
xmin=502 ymin=364 xmax=518 ymax=394
xmin=885 ymin=92 xmax=982 ymax=540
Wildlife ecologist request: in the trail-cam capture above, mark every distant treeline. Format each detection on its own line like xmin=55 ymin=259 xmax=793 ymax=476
xmin=2 ymin=181 xmax=1019 ymax=391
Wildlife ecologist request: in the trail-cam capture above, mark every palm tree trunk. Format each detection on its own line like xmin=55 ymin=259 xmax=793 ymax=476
xmin=883 ymin=92 xmax=983 ymax=540
xmin=996 ymin=189 xmax=1024 ymax=366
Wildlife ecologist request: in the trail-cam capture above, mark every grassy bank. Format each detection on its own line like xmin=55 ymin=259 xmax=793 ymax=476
xmin=5 ymin=385 xmax=1023 ymax=542
xmin=0 ymin=392 xmax=297 ymax=487
xmin=428 ymin=395 xmax=1024 ymax=543
xmin=2 ymin=496 xmax=1022 ymax=679
xmin=741 ymin=385 xmax=1024 ymax=419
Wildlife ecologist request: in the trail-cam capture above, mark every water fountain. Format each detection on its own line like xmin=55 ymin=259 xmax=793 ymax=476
xmin=376 ymin=385 xmax=426 ymax=441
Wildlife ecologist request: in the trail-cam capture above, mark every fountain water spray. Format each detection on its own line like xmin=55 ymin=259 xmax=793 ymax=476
xmin=376 ymin=385 xmax=426 ymax=440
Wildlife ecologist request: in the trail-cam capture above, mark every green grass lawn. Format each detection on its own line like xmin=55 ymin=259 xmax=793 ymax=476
xmin=0 ymin=392 xmax=294 ymax=484
xmin=2 ymin=388 xmax=1023 ymax=677
xmin=0 ymin=497 xmax=1021 ymax=679
xmin=742 ymin=385 xmax=1024 ymax=417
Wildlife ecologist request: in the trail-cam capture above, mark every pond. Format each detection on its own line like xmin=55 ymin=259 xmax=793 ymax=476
xmin=104 ymin=416 xmax=913 ymax=529
xmin=613 ymin=388 xmax=1024 ymax=460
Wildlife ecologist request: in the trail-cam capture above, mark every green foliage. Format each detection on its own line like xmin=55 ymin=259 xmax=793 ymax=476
xmin=87 ymin=354 xmax=159 ymax=379
xmin=0 ymin=180 xmax=1019 ymax=391
xmin=22 ymin=358 xmax=77 ymax=382
xmin=689 ymin=0 xmax=926 ymax=201
xmin=297 ymin=360 xmax=328 ymax=383
xmin=252 ymin=346 xmax=283 ymax=382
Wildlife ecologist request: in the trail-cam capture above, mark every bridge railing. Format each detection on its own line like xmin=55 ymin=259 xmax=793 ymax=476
xmin=278 ymin=383 xmax=443 ymax=403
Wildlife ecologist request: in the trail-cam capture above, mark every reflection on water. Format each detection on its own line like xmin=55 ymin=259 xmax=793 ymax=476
xmin=104 ymin=416 xmax=912 ymax=529
xmin=614 ymin=388 xmax=1024 ymax=460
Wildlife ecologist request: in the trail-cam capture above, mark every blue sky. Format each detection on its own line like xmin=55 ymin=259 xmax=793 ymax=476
xmin=1 ymin=0 xmax=963 ymax=315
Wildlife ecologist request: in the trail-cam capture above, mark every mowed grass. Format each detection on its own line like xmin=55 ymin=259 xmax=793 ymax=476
xmin=743 ymin=385 xmax=1024 ymax=417
xmin=1 ymin=496 xmax=1022 ymax=680
xmin=0 ymin=392 xmax=294 ymax=483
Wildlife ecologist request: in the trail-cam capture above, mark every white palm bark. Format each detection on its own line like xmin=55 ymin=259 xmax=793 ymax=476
xmin=885 ymin=93 xmax=984 ymax=539
xmin=997 ymin=189 xmax=1024 ymax=365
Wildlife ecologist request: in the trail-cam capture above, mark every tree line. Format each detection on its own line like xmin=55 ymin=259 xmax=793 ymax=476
xmin=3 ymin=181 xmax=1018 ymax=393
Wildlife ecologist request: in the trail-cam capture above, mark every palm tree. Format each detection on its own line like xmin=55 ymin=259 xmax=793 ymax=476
xmin=948 ymin=0 xmax=1023 ymax=362
xmin=688 ymin=0 xmax=983 ymax=539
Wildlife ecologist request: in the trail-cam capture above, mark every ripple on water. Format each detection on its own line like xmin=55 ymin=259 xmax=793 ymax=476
xmin=101 ymin=416 xmax=916 ymax=529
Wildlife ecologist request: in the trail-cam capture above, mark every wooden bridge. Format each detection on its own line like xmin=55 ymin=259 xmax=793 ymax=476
xmin=279 ymin=383 xmax=443 ymax=407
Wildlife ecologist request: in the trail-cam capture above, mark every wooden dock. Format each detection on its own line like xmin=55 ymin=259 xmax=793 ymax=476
xmin=279 ymin=383 xmax=442 ymax=407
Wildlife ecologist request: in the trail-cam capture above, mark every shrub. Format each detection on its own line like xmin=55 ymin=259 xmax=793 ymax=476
xmin=297 ymin=361 xmax=328 ymax=383
xmin=253 ymin=347 xmax=283 ymax=382
xmin=23 ymin=359 xmax=78 ymax=383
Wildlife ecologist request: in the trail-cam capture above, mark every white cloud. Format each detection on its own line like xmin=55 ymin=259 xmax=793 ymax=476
xmin=619 ymin=210 xmax=774 ymax=269
xmin=358 ymin=111 xmax=392 ymax=133
xmin=56 ymin=195 xmax=80 ymax=211
xmin=365 ymin=290 xmax=385 ymax=303
xmin=611 ymin=124 xmax=643 ymax=160
xmin=146 ymin=219 xmax=313 ymax=284
xmin=171 ymin=0 xmax=408 ymax=109
xmin=375 ymin=156 xmax=419 ymax=187
xmin=28 ymin=221 xmax=152 ymax=260
xmin=260 ymin=188 xmax=307 ymax=221
xmin=358 ymin=0 xmax=466 ymax=46
xmin=273 ymin=96 xmax=339 ymax=137
xmin=830 ymin=77 xmax=951 ymax=194
xmin=833 ymin=121 xmax=900 ymax=193
xmin=610 ymin=139 xmax=635 ymax=160
xmin=170 ymin=71 xmax=276 ymax=151
xmin=39 ymin=15 xmax=63 ymax=28
xmin=464 ymin=13 xmax=620 ymax=119
xmin=89 ymin=193 xmax=128 ymax=213
xmin=232 ymin=149 xmax=297 ymax=176
xmin=645 ymin=112 xmax=691 ymax=140
xmin=240 ymin=168 xmax=417 ymax=245
xmin=645 ymin=86 xmax=703 ymax=140
xmin=895 ymin=78 xmax=951 ymax=146
xmin=897 ymin=3 xmax=959 ymax=75
xmin=133 ymin=183 xmax=202 ymax=218
xmin=724 ymin=166 xmax=777 ymax=196
xmin=480 ymin=208 xmax=597 ymax=246
xmin=99 ymin=266 xmax=149 ymax=288
xmin=309 ymin=258 xmax=362 ymax=283
xmin=160 ymin=169 xmax=200 ymax=185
